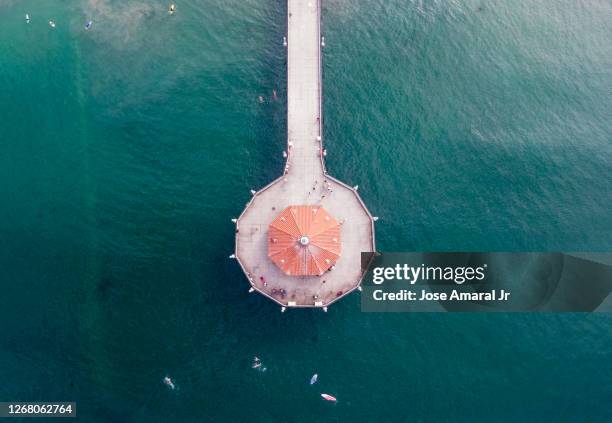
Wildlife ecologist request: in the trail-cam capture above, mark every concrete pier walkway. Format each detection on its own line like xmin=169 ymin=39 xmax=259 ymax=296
xmin=234 ymin=0 xmax=375 ymax=308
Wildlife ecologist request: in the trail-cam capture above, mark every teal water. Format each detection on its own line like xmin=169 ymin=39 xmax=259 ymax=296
xmin=1 ymin=0 xmax=611 ymax=421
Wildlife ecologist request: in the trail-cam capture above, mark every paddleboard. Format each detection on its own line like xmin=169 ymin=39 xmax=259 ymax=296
xmin=321 ymin=393 xmax=336 ymax=402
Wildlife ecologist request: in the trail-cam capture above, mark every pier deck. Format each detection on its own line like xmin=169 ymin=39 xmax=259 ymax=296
xmin=235 ymin=0 xmax=375 ymax=308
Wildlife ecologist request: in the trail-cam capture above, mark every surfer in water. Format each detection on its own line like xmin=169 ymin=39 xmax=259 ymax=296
xmin=252 ymin=357 xmax=261 ymax=369
xmin=252 ymin=356 xmax=267 ymax=372
xmin=85 ymin=20 xmax=93 ymax=30
xmin=169 ymin=3 xmax=176 ymax=15
xmin=25 ymin=14 xmax=30 ymax=24
xmin=163 ymin=376 xmax=176 ymax=390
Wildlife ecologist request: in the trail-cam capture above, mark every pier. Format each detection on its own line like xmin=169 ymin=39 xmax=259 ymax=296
xmin=234 ymin=0 xmax=375 ymax=308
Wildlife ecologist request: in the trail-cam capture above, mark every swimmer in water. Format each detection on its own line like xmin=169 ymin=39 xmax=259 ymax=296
xmin=49 ymin=20 xmax=56 ymax=28
xmin=163 ymin=376 xmax=176 ymax=390
xmin=272 ymin=90 xmax=278 ymax=100
xmin=258 ymin=95 xmax=264 ymax=103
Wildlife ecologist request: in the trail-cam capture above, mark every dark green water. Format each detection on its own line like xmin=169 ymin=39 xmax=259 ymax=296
xmin=1 ymin=0 xmax=611 ymax=421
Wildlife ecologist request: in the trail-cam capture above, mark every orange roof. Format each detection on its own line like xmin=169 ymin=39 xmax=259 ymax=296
xmin=268 ymin=206 xmax=341 ymax=276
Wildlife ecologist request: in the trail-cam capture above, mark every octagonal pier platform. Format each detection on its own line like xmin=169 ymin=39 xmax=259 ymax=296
xmin=234 ymin=0 xmax=375 ymax=308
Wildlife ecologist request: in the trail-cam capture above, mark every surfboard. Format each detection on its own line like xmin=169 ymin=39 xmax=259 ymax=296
xmin=321 ymin=393 xmax=336 ymax=402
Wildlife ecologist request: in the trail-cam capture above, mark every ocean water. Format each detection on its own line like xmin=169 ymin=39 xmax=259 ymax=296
xmin=0 ymin=0 xmax=611 ymax=421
